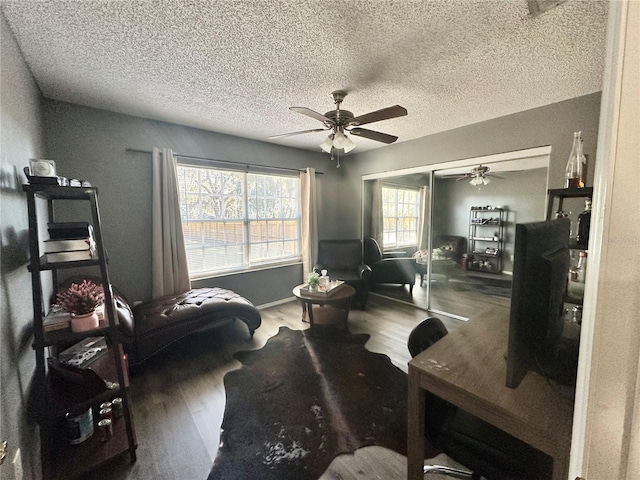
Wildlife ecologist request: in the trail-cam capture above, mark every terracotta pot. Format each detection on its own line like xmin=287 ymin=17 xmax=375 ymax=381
xmin=71 ymin=311 xmax=100 ymax=332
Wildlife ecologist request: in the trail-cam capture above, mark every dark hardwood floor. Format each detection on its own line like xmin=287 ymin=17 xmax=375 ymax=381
xmin=83 ymin=292 xmax=481 ymax=480
xmin=371 ymin=271 xmax=511 ymax=320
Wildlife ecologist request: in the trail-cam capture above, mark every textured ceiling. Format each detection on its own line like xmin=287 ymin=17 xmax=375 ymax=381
xmin=1 ymin=0 xmax=608 ymax=152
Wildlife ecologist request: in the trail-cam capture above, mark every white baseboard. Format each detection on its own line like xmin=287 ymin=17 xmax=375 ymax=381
xmin=256 ymin=296 xmax=296 ymax=310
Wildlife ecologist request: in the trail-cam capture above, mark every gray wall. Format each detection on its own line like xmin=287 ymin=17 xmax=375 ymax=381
xmin=348 ymin=92 xmax=601 ymax=211
xmin=0 ymin=12 xmax=44 ymax=480
xmin=41 ymin=92 xmax=601 ymax=304
xmin=42 ymin=101 xmax=350 ymax=305
xmin=433 ymin=168 xmax=548 ymax=273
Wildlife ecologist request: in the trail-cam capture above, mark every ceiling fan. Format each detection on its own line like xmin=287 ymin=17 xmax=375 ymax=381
xmin=445 ymin=165 xmax=504 ymax=186
xmin=269 ymin=90 xmax=407 ymax=166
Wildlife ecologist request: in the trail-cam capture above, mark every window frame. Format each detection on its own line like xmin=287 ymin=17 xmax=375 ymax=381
xmin=381 ymin=184 xmax=421 ymax=249
xmin=176 ymin=162 xmax=302 ymax=279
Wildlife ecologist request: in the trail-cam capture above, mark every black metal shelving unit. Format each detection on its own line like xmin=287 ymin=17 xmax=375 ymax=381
xmin=467 ymin=206 xmax=506 ymax=274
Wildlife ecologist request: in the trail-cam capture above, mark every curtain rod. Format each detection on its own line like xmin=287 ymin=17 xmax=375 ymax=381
xmin=125 ymin=148 xmax=323 ymax=175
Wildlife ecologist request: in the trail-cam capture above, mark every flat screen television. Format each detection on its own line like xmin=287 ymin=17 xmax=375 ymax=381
xmin=506 ymin=217 xmax=579 ymax=389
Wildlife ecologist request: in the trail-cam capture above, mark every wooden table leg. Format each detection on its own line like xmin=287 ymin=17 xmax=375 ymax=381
xmin=307 ymin=301 xmax=316 ymax=336
xmin=298 ymin=299 xmax=308 ymax=322
xmin=552 ymin=455 xmax=569 ymax=480
xmin=344 ymin=297 xmax=351 ymax=332
xmin=407 ymin=365 xmax=425 ymax=480
xmin=336 ymin=296 xmax=351 ymax=332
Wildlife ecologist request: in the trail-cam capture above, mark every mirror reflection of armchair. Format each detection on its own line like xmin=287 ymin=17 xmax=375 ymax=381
xmin=315 ymin=239 xmax=372 ymax=309
xmin=364 ymin=238 xmax=416 ymax=294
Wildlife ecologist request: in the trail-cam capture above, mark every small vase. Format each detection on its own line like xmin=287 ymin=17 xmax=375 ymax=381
xmin=308 ymin=284 xmax=318 ymax=292
xmin=71 ymin=311 xmax=99 ymax=332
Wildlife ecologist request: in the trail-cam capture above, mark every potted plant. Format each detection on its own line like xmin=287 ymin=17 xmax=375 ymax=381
xmin=55 ymin=280 xmax=105 ymax=332
xmin=306 ymin=272 xmax=320 ymax=291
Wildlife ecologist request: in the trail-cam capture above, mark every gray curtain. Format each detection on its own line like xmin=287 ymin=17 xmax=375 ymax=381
xmin=151 ymin=147 xmax=191 ymax=298
xmin=417 ymin=185 xmax=430 ymax=250
xmin=371 ymin=179 xmax=384 ymax=249
xmin=300 ymin=167 xmax=318 ymax=279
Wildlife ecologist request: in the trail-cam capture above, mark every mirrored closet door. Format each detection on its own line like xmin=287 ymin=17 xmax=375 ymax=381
xmin=362 ymin=147 xmax=550 ymax=320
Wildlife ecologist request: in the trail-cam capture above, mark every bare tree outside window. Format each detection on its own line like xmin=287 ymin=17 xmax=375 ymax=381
xmin=381 ymin=185 xmax=420 ymax=248
xmin=177 ymin=165 xmax=301 ymax=277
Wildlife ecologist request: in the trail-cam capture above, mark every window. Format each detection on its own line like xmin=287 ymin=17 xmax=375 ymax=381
xmin=381 ymin=185 xmax=420 ymax=248
xmin=176 ymin=164 xmax=301 ymax=278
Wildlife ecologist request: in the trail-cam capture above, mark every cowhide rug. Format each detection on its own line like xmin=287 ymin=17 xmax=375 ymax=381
xmin=208 ymin=326 xmax=416 ymax=480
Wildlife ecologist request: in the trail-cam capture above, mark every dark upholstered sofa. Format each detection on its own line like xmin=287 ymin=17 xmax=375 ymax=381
xmin=413 ymin=235 xmax=467 ymax=285
xmin=432 ymin=235 xmax=467 ymax=263
xmin=111 ymin=287 xmax=261 ymax=367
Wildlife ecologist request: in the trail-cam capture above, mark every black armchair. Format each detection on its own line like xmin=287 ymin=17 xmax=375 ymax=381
xmin=315 ymin=239 xmax=372 ymax=309
xmin=364 ymin=238 xmax=416 ymax=294
xmin=408 ymin=318 xmax=553 ymax=480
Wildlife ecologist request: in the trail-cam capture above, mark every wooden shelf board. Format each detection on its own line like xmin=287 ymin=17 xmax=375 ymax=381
xmin=23 ymin=184 xmax=98 ymax=200
xmin=29 ymin=257 xmax=102 ymax=272
xmin=38 ymin=324 xmax=120 ymax=349
xmin=44 ymin=416 xmax=136 ymax=480
xmin=547 ymin=187 xmax=593 ymax=198
xmin=45 ymin=349 xmax=124 ymax=417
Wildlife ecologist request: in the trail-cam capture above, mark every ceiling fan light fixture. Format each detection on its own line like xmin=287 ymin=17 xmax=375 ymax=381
xmin=332 ymin=129 xmax=348 ymax=149
xmin=319 ymin=134 xmax=334 ymax=153
xmin=469 ymin=175 xmax=490 ymax=186
xmin=342 ymin=134 xmax=356 ymax=153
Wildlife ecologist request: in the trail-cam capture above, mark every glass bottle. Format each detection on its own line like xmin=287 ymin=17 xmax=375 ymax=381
xmin=576 ymin=199 xmax=592 ymax=246
xmin=319 ymin=269 xmax=330 ymax=291
xmin=565 ymin=131 xmax=585 ymax=188
xmin=579 ymin=135 xmax=587 ymax=187
xmin=567 ymin=250 xmax=588 ymax=301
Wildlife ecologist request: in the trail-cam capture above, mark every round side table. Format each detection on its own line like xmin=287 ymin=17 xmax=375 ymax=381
xmin=292 ymin=284 xmax=356 ymax=335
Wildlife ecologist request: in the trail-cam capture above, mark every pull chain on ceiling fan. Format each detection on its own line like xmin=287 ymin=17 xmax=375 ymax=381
xmin=269 ymin=90 xmax=407 ymax=167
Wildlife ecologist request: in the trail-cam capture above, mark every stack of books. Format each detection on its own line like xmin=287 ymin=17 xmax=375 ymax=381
xmin=43 ymin=304 xmax=105 ymax=333
xmin=44 ymin=222 xmax=96 ymax=262
xmin=43 ymin=308 xmax=72 ymax=332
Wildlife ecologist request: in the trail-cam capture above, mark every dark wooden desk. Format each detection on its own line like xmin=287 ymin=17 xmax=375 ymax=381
xmin=407 ymin=306 xmax=575 ymax=480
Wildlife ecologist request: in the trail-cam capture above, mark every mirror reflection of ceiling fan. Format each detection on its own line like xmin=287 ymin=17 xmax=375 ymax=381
xmin=445 ymin=165 xmax=504 ymax=186
xmin=269 ymin=90 xmax=407 ymax=167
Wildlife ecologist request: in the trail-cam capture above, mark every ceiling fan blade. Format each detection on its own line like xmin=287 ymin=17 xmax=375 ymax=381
xmin=442 ymin=172 xmax=470 ymax=178
xmin=350 ymin=105 xmax=407 ymax=126
xmin=349 ymin=128 xmax=398 ymax=144
xmin=290 ymin=107 xmax=335 ymax=124
xmin=269 ymin=128 xmax=329 ymax=140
